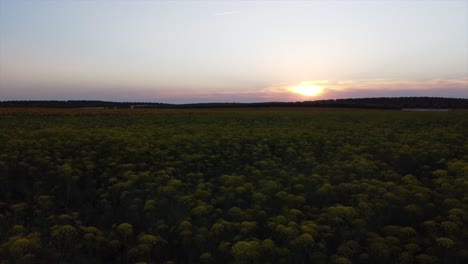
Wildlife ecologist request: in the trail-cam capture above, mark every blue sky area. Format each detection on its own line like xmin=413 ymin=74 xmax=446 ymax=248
xmin=1 ymin=0 xmax=467 ymax=102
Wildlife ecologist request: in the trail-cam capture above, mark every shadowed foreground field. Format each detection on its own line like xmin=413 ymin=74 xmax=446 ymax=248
xmin=0 ymin=108 xmax=467 ymax=263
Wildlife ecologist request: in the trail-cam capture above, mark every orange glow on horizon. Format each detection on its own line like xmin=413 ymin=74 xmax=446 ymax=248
xmin=289 ymin=82 xmax=324 ymax=97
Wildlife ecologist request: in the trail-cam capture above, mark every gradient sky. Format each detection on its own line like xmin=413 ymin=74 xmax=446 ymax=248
xmin=1 ymin=0 xmax=467 ymax=103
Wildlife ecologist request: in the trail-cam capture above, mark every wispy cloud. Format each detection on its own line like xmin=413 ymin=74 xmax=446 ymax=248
xmin=152 ymin=78 xmax=468 ymax=103
xmin=4 ymin=78 xmax=465 ymax=103
xmin=214 ymin=11 xmax=235 ymax=16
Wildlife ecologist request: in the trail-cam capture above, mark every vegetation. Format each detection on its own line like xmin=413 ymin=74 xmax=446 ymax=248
xmin=1 ymin=96 xmax=468 ymax=109
xmin=0 ymin=108 xmax=467 ymax=263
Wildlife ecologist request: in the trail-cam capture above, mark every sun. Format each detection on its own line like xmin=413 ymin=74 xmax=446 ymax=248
xmin=291 ymin=83 xmax=324 ymax=97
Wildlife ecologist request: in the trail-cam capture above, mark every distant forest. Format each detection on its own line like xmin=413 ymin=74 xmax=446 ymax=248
xmin=1 ymin=97 xmax=468 ymax=109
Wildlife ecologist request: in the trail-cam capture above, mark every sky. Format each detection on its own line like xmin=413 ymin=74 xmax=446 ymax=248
xmin=1 ymin=0 xmax=467 ymax=103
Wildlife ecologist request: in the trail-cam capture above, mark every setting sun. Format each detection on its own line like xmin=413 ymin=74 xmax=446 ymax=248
xmin=291 ymin=83 xmax=324 ymax=97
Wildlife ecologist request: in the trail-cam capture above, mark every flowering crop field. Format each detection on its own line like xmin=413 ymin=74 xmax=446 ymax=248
xmin=0 ymin=108 xmax=467 ymax=263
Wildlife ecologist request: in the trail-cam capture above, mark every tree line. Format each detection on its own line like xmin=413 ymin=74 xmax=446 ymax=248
xmin=1 ymin=97 xmax=467 ymax=109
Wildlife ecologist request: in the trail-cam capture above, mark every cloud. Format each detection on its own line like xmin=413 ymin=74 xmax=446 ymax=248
xmin=214 ymin=11 xmax=235 ymax=16
xmin=3 ymin=78 xmax=466 ymax=103
xmin=329 ymin=78 xmax=468 ymax=92
xmin=321 ymin=78 xmax=468 ymax=99
xmin=154 ymin=78 xmax=468 ymax=103
xmin=251 ymin=78 xmax=463 ymax=100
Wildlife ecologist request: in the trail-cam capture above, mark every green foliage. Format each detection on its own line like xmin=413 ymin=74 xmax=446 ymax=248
xmin=50 ymin=225 xmax=77 ymax=242
xmin=435 ymin=237 xmax=455 ymax=248
xmin=0 ymin=108 xmax=467 ymax=263
xmin=232 ymin=241 xmax=261 ymax=263
xmin=116 ymin=223 xmax=133 ymax=238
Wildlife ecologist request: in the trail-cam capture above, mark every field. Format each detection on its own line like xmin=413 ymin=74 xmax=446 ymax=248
xmin=0 ymin=108 xmax=467 ymax=264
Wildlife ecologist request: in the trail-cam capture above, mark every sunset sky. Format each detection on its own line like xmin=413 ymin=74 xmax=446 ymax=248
xmin=1 ymin=0 xmax=467 ymax=103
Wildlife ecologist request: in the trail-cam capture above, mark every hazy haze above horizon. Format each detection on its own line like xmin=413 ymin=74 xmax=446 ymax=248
xmin=1 ymin=0 xmax=467 ymax=103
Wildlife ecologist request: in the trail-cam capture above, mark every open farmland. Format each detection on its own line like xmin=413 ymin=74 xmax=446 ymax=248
xmin=0 ymin=108 xmax=467 ymax=263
